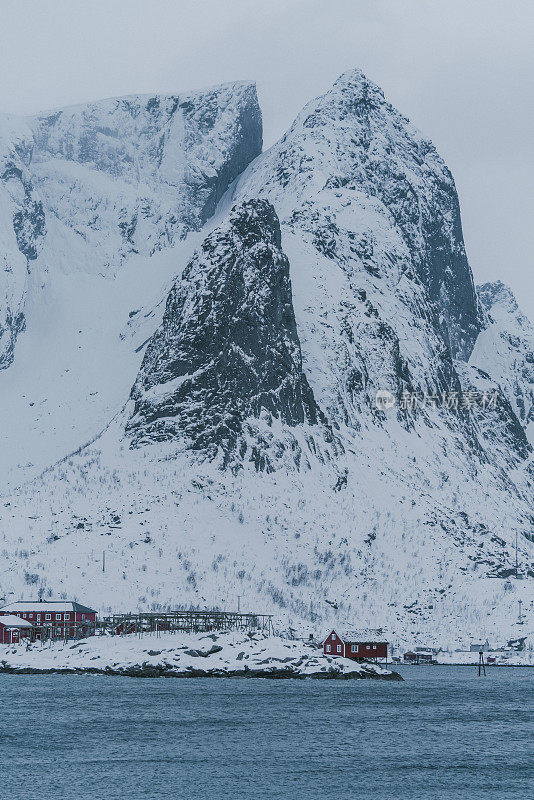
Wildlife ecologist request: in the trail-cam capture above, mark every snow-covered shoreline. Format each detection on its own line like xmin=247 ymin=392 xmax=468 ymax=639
xmin=434 ymin=650 xmax=534 ymax=668
xmin=0 ymin=631 xmax=402 ymax=680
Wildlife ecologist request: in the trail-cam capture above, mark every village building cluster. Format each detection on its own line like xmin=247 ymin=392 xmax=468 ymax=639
xmin=2 ymin=601 xmax=522 ymax=666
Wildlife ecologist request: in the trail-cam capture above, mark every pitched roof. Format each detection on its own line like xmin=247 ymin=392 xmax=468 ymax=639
xmin=334 ymin=628 xmax=388 ymax=643
xmin=0 ymin=601 xmax=96 ymax=614
xmin=0 ymin=615 xmax=33 ymax=627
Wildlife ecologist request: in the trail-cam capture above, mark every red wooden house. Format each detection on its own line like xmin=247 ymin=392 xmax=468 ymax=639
xmin=0 ymin=615 xmax=33 ymax=645
xmin=403 ymin=650 xmax=434 ymax=664
xmin=323 ymin=628 xmax=389 ymax=663
xmin=0 ymin=601 xmax=97 ymax=641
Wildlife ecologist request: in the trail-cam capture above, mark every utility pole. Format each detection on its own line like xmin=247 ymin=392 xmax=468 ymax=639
xmin=515 ymin=531 xmax=518 ymax=578
xmin=518 ymin=599 xmax=524 ymax=625
xmin=237 ymin=595 xmax=241 ymax=613
xmin=478 ymin=650 xmax=486 ymax=677
xmin=102 ymin=550 xmax=106 ymax=573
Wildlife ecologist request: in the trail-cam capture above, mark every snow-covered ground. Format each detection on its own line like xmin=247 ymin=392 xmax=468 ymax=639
xmin=0 ymin=630 xmax=399 ymax=679
xmin=434 ymin=648 xmax=534 ymax=667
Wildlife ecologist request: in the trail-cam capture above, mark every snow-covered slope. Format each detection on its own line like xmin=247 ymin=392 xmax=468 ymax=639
xmin=470 ymin=281 xmax=534 ymax=443
xmin=29 ymin=83 xmax=262 ymax=268
xmin=0 ymin=70 xmax=532 ymax=650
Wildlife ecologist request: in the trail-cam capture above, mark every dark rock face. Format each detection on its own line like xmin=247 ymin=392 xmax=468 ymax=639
xmin=189 ymin=93 xmax=263 ymax=226
xmin=0 ymin=152 xmax=46 ymax=369
xmin=341 ymin=74 xmax=483 ymax=360
xmin=12 ymin=193 xmax=46 ymax=261
xmin=0 ymin=310 xmax=25 ymax=370
xmin=5 ymin=163 xmax=46 ymax=261
xmin=127 ymin=200 xmax=322 ymax=459
xmin=422 ymin=196 xmax=481 ymax=361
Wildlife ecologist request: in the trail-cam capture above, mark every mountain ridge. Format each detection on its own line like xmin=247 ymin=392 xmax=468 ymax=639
xmin=0 ymin=80 xmax=262 ymax=371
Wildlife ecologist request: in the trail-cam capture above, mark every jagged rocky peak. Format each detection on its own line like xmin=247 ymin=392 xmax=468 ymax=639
xmin=478 ymin=280 xmax=524 ymax=319
xmin=470 ymin=281 xmax=534 ymax=435
xmin=28 ymin=81 xmax=262 ymax=259
xmin=127 ymin=199 xmax=324 ymax=464
xmin=237 ymin=67 xmax=483 ymax=361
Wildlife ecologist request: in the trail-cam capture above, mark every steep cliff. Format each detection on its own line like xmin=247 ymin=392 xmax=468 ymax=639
xmin=471 ymin=281 xmax=534 ymax=442
xmin=128 ymin=199 xmax=325 ymax=467
xmin=0 ymin=116 xmax=46 ymax=368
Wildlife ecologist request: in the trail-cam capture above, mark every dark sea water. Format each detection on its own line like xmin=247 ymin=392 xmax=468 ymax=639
xmin=0 ymin=666 xmax=532 ymax=800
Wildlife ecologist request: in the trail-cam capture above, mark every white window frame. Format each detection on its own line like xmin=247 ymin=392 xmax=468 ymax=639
xmin=332 ymin=633 xmax=336 ymax=640
xmin=336 ymin=644 xmax=342 ymax=653
xmin=326 ymin=644 xmax=331 ymax=653
xmin=64 ymin=613 xmax=70 ymax=620
xmin=55 ymin=613 xmax=62 ymax=620
xmin=45 ymin=614 xmax=51 ymax=621
xmin=351 ymin=644 xmax=359 ymax=653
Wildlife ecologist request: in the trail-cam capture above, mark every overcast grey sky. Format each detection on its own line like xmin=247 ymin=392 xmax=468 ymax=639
xmin=1 ymin=0 xmax=532 ymax=317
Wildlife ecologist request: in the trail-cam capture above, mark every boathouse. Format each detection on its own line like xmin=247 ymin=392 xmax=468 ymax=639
xmin=0 ymin=601 xmax=97 ymax=641
xmin=323 ymin=629 xmax=388 ymax=661
xmin=0 ymin=615 xmax=33 ymax=645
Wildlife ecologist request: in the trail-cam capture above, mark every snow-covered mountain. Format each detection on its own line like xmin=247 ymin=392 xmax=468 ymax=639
xmin=0 ymin=82 xmax=261 ymax=486
xmin=236 ymin=70 xmax=483 ymax=362
xmin=0 ymin=70 xmax=532 ymax=649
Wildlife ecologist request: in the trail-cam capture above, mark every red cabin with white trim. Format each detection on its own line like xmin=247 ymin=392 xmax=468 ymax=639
xmin=323 ymin=628 xmax=388 ymax=661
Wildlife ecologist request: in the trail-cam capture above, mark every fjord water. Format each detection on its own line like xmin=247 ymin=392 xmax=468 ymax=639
xmin=1 ymin=667 xmax=532 ymax=799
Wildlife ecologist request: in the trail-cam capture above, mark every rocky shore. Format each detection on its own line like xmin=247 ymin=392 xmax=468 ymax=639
xmin=0 ymin=631 xmax=402 ymax=681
